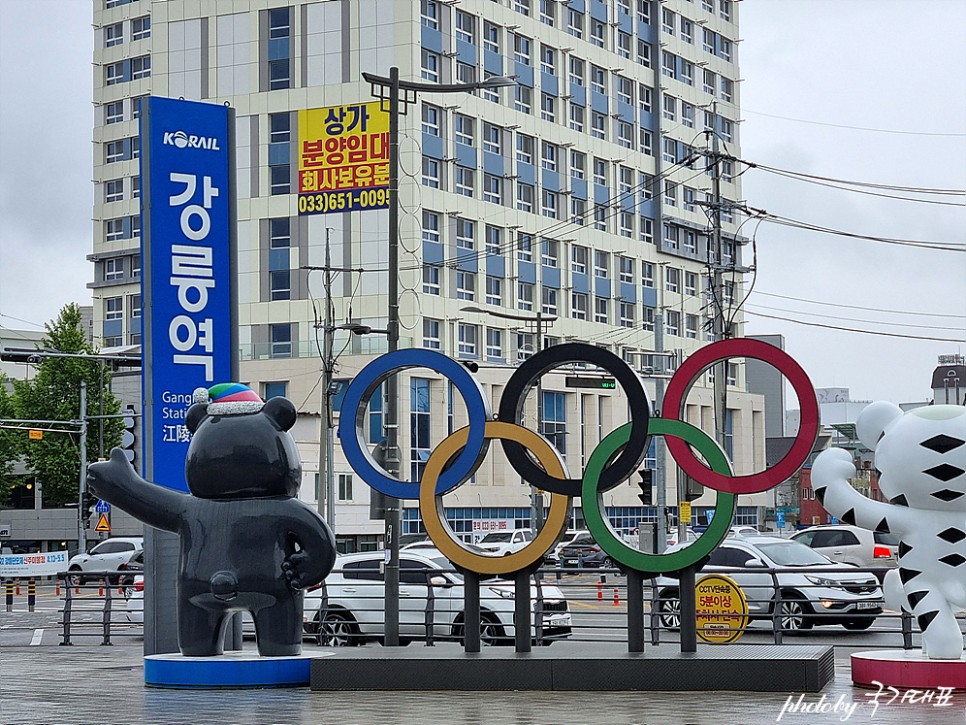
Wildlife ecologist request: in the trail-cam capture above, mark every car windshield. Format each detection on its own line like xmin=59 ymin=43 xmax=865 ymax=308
xmin=755 ymin=541 xmax=832 ymax=567
xmin=873 ymin=532 xmax=900 ymax=546
xmin=479 ymin=532 xmax=512 ymax=543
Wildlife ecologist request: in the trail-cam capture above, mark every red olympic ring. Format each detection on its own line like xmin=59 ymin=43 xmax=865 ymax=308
xmin=662 ymin=338 xmax=819 ymax=495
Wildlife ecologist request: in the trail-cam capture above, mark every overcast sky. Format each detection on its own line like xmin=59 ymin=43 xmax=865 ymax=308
xmin=0 ymin=0 xmax=963 ymax=405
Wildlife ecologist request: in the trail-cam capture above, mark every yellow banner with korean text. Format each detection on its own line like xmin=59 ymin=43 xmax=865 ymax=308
xmin=297 ymin=101 xmax=390 ymax=215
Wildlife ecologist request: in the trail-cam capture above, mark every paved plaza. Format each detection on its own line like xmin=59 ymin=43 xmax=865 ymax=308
xmin=2 ymin=605 xmax=965 ymax=725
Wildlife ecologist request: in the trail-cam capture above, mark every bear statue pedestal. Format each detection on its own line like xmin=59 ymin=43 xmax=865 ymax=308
xmin=144 ymin=651 xmax=333 ymax=689
xmin=852 ymin=650 xmax=966 ymax=691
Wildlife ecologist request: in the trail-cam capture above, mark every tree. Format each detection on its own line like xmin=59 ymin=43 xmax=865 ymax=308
xmin=0 ymin=378 xmax=19 ymax=505
xmin=12 ymin=304 xmax=123 ymax=507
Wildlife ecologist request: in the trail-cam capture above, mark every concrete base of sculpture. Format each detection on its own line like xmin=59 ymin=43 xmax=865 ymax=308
xmin=145 ymin=651 xmax=332 ymax=689
xmin=310 ymin=643 xmax=834 ymax=692
xmin=852 ymin=649 xmax=966 ymax=690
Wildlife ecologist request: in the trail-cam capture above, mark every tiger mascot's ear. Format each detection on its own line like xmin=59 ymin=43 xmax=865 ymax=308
xmin=855 ymin=401 xmax=903 ymax=451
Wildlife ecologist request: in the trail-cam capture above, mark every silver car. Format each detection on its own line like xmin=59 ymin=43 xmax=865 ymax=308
xmin=306 ymin=549 xmax=572 ymax=646
xmin=790 ymin=525 xmax=898 ymax=575
xmin=655 ymin=536 xmax=884 ymax=632
xmin=66 ymin=537 xmax=143 ymax=585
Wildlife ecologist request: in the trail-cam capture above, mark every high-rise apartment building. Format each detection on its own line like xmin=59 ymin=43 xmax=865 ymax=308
xmin=92 ymin=0 xmax=764 ymax=550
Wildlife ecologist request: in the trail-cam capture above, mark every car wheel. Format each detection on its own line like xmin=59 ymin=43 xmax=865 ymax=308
xmin=657 ymin=589 xmax=681 ymax=630
xmin=479 ymin=614 xmax=507 ymax=646
xmin=842 ymin=618 xmax=875 ymax=631
xmin=316 ymin=610 xmax=358 ymax=647
xmin=67 ymin=568 xmax=84 ymax=587
xmin=779 ymin=593 xmax=813 ymax=632
xmin=602 ymin=556 xmax=614 ymax=569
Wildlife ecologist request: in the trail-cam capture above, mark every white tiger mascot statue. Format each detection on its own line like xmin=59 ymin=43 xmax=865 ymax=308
xmin=811 ymin=402 xmax=966 ymax=659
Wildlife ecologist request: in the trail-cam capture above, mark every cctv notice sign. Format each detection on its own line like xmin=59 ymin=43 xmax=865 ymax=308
xmin=140 ymin=97 xmax=236 ymax=491
xmin=695 ymin=574 xmax=749 ymax=644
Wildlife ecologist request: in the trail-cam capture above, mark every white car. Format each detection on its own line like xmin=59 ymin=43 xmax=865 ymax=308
xmin=475 ymin=529 xmax=534 ymax=557
xmin=124 ymin=576 xmax=145 ymax=623
xmin=654 ymin=536 xmax=884 ymax=632
xmin=67 ymin=537 xmax=143 ymax=585
xmin=790 ymin=525 xmax=899 ymax=573
xmin=548 ymin=530 xmax=590 ymax=563
xmin=305 ymin=549 xmax=572 ymax=646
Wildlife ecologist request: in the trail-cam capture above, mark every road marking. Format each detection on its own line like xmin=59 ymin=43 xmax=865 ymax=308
xmin=30 ymin=629 xmax=44 ymax=646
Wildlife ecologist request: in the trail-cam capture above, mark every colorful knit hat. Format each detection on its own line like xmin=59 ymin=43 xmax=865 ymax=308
xmin=192 ymin=382 xmax=264 ymax=415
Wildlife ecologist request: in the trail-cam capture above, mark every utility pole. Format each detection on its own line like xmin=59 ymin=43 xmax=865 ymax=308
xmin=77 ymin=381 xmax=88 ymax=553
xmin=318 ymin=227 xmax=337 ymax=529
xmin=532 ymin=308 xmax=545 ymax=530
xmin=653 ymin=266 xmax=668 ymax=553
xmin=709 ymin=127 xmax=729 ymax=449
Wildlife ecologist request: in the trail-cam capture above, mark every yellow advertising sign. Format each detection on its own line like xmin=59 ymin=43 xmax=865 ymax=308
xmin=28 ymin=429 xmax=43 ymax=441
xmin=679 ymin=501 xmax=691 ymax=525
xmin=695 ymin=574 xmax=749 ymax=644
xmin=297 ymin=101 xmax=390 ymax=215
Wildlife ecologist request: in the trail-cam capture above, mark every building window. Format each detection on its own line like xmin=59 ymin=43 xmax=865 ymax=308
xmin=514 ymin=85 xmax=532 ymax=114
xmin=541 ymin=190 xmax=558 ymax=219
xmin=105 ymin=61 xmax=124 ymax=86
xmin=664 ymin=223 xmax=679 ymax=248
xmin=540 ymin=93 xmax=556 ymax=123
xmin=485 ymin=225 xmax=502 ymax=255
xmin=482 ymin=123 xmax=501 ymax=154
xmin=411 ymin=378 xmax=432 ymax=482
xmin=570 ymin=198 xmax=585 ymax=225
xmin=105 ymin=101 xmax=123 ymax=124
xmin=641 ymin=306 xmax=654 ymax=332
xmin=590 ymin=65 xmax=606 ymax=95
xmin=664 ymin=180 xmax=677 ymax=207
xmin=514 ymin=0 xmax=532 ymax=16
xmin=105 ymin=296 xmax=123 ymax=321
xmin=104 ymin=179 xmax=123 ymax=203
xmin=618 ymin=30 xmax=631 ymax=59
xmin=423 ymin=318 xmax=441 ymax=349
xmin=271 ymin=323 xmax=292 ymax=358
xmin=270 ymin=217 xmax=291 ymax=248
xmin=485 ymin=276 xmax=503 ymax=306
xmin=619 ymin=212 xmax=633 ymax=238
xmin=640 ymin=216 xmax=654 ymax=244
xmin=131 ymin=254 xmax=141 ymax=279
xmin=270 ymin=270 xmax=291 ymax=301
xmin=571 ymin=292 xmax=588 ymax=320
xmin=666 ymin=310 xmax=680 ymax=337
xmin=481 ymin=173 xmax=502 ymax=204
xmin=571 ymin=245 xmax=587 ymax=274
xmin=642 ymin=262 xmax=654 ymax=288
xmin=132 ymin=176 xmax=140 ymax=199
xmin=540 ymin=0 xmax=556 ymax=26
xmin=132 ymin=15 xmax=151 ymax=41
xmin=540 ymin=44 xmax=557 ymax=75
xmin=617 ymin=122 xmax=633 ymax=149
xmin=486 ymin=327 xmax=503 ymax=359
xmin=105 ymin=22 xmax=123 ymax=47
xmin=619 ymin=256 xmax=634 ymax=284
xmin=455 ymin=167 xmax=475 ymax=197
xmin=593 ymin=205 xmax=607 ymax=232
xmin=422 ymin=104 xmax=441 ymax=136
xmin=456 ymin=271 xmax=476 ymax=301
xmin=619 ymin=301 xmax=635 ymax=328
xmin=513 ymin=34 xmax=532 ymax=65
xmin=338 ymin=474 xmax=353 ymax=502
xmin=680 ymin=60 xmax=694 ymax=87
xmin=704 ymin=68 xmax=717 ymax=95
xmin=421 ymin=49 xmax=440 ymax=82
xmin=516 ymin=133 xmax=534 ymax=164
xmin=594 ymin=250 xmax=609 ymax=278
xmin=590 ymin=18 xmax=605 ymax=48
xmin=423 ymin=266 xmax=441 ymax=295
xmin=517 ymin=233 xmax=533 ymax=262
xmin=483 ymin=21 xmax=501 ymax=53
xmin=640 ymin=128 xmax=653 ymax=156
xmin=684 ymin=230 xmax=697 ymax=254
xmin=594 ymin=296 xmax=608 ymax=324
xmin=542 ymin=287 xmax=558 ymax=316
xmin=662 ymin=51 xmax=676 ymax=79
xmin=567 ymin=8 xmax=584 ymax=38
xmin=686 ymin=314 xmax=699 ymax=339
xmin=105 ymin=218 xmax=124 ymax=242
xmin=456 ymin=217 xmax=475 ymax=249
xmin=454 ymin=114 xmax=474 ymax=146
xmin=270 ymin=165 xmax=290 ymax=195
xmin=422 ymin=157 xmax=440 ymax=188
xmin=455 ymin=9 xmax=475 ymax=42
xmin=421 ymin=0 xmax=439 ymax=29
xmin=591 ymin=111 xmax=606 ymax=140
xmin=685 ymin=271 xmax=698 ymax=296
xmin=662 ymin=7 xmax=675 ymax=34
xmin=422 ymin=210 xmax=440 ymax=245
xmin=596 ymin=159 xmax=611 ymax=189
xmin=517 ymin=281 xmax=534 ymax=311
xmin=516 ymin=183 xmax=534 ymax=212
xmin=569 ymin=104 xmax=584 ymax=133
xmin=457 ymin=323 xmax=478 ymax=357
xmin=541 ymin=391 xmax=567 ymax=453
xmin=665 ymin=267 xmax=680 ymax=293
xmin=541 ymin=238 xmax=559 ymax=267
xmin=105 ymin=258 xmax=123 ymax=281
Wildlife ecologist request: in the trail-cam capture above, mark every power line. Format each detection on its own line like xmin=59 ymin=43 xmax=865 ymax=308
xmin=745 ymin=309 xmax=966 ymax=343
xmin=746 ymin=302 xmax=966 ymax=332
xmin=743 ymin=109 xmax=966 ymax=138
xmin=750 ymin=290 xmax=966 ymax=320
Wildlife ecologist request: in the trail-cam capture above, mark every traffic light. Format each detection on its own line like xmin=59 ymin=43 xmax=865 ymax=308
xmin=637 ymin=469 xmax=654 ymax=506
xmin=684 ymin=475 xmax=704 ymax=502
xmin=120 ymin=407 xmax=138 ymax=470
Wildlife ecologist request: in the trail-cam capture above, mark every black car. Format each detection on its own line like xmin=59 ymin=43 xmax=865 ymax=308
xmin=118 ymin=550 xmax=143 ymax=594
xmin=558 ymin=533 xmax=612 ymax=568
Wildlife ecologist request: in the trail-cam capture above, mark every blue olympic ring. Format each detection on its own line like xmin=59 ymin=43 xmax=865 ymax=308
xmin=338 ymin=349 xmax=491 ymax=499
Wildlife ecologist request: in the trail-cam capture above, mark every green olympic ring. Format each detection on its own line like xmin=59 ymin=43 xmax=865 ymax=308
xmin=582 ymin=419 xmax=737 ymax=574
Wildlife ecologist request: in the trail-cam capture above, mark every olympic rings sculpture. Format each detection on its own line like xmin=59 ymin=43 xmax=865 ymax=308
xmin=339 ymin=339 xmax=818 ymax=576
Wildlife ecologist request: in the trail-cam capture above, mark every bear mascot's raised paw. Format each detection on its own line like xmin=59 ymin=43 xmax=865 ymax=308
xmin=88 ymin=383 xmax=336 ymax=657
xmin=811 ymin=402 xmax=966 ymax=659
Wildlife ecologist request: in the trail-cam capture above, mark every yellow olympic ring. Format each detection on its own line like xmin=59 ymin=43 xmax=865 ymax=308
xmin=419 ymin=421 xmax=571 ymax=575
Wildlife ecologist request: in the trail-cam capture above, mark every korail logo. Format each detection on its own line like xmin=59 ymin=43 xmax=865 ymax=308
xmin=162 ymin=130 xmax=221 ymax=151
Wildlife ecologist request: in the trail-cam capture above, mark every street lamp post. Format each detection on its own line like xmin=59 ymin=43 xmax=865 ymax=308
xmin=363 ymin=68 xmax=516 ymax=647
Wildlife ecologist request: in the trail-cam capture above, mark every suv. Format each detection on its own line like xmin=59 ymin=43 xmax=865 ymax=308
xmin=305 ymin=549 xmax=571 ymax=646
xmin=66 ymin=537 xmax=143 ymax=585
xmin=791 ymin=525 xmax=898 ymax=576
xmin=558 ymin=532 xmax=612 ymax=568
xmin=476 ymin=529 xmax=534 ymax=556
xmin=654 ymin=536 xmax=883 ymax=632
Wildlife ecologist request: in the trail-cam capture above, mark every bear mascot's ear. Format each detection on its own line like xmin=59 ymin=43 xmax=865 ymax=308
xmin=856 ymin=401 xmax=904 ymax=451
xmin=186 ymin=402 xmax=209 ymax=434
xmin=263 ymin=396 xmax=298 ymax=432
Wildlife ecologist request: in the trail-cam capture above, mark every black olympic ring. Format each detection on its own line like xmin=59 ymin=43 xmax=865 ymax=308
xmin=497 ymin=342 xmax=651 ymax=497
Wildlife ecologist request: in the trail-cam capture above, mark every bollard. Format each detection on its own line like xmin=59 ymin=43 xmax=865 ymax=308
xmin=55 ymin=580 xmax=61 ymax=597
xmin=27 ymin=578 xmax=36 ymax=613
xmin=613 ymin=587 xmax=620 ymax=606
xmin=597 ymin=579 xmax=603 ymax=601
xmin=16 ymin=579 xmax=21 ymax=596
xmin=5 ymin=580 xmax=12 ymax=612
